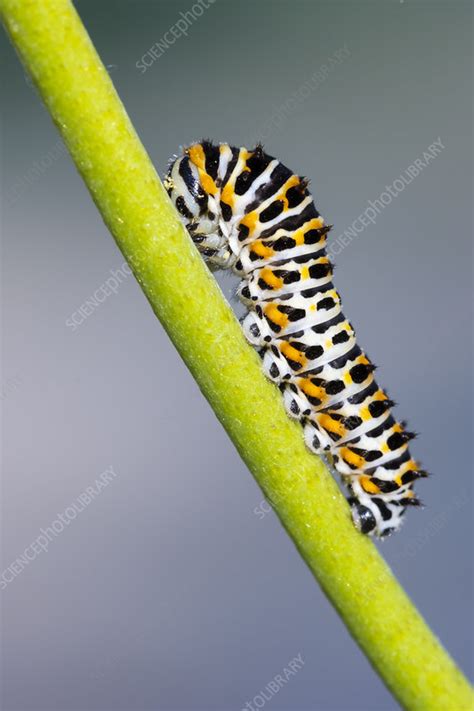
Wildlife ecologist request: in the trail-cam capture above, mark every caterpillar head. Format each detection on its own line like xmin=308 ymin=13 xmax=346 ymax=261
xmin=165 ymin=147 xmax=233 ymax=268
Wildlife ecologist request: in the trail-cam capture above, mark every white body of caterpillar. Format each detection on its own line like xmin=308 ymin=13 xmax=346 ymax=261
xmin=165 ymin=141 xmax=426 ymax=536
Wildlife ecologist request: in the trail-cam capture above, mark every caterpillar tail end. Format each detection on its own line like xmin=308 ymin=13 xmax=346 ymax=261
xmin=349 ymin=498 xmax=401 ymax=539
xmin=351 ymin=501 xmax=378 ymax=536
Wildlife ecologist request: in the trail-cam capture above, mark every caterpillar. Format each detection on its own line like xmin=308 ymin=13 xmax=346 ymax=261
xmin=165 ymin=140 xmax=427 ymax=537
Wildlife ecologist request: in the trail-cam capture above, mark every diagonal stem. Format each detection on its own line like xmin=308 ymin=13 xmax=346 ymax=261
xmin=1 ymin=1 xmax=472 ymax=709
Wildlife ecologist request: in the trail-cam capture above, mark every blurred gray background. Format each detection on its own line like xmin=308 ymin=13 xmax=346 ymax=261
xmin=1 ymin=1 xmax=472 ymax=709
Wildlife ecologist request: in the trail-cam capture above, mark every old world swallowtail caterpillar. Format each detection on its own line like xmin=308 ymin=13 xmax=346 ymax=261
xmin=165 ymin=141 xmax=427 ymax=537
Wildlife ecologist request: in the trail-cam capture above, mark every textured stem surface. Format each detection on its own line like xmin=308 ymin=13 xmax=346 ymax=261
xmin=1 ymin=1 xmax=472 ymax=709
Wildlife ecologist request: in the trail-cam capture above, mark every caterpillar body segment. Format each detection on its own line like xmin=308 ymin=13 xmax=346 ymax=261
xmin=165 ymin=141 xmax=426 ymax=537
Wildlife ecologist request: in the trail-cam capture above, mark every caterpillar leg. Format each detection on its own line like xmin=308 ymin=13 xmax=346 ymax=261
xmin=303 ymin=418 xmax=332 ymax=453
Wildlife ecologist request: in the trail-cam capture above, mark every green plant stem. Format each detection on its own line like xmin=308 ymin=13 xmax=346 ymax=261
xmin=1 ymin=1 xmax=472 ymax=709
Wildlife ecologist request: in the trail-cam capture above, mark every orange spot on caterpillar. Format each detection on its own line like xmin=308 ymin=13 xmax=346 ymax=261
xmin=260 ymin=268 xmax=283 ymax=290
xmin=360 ymin=476 xmax=380 ymax=494
xmin=280 ymin=341 xmax=306 ymax=365
xmin=264 ymin=304 xmax=288 ymax=328
xmin=252 ymin=241 xmax=274 ymax=259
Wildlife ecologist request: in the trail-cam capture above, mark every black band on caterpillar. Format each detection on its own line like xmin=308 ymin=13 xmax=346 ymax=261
xmin=165 ymin=141 xmax=427 ymax=537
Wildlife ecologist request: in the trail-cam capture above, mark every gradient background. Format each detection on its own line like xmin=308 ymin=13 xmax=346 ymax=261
xmin=1 ymin=1 xmax=472 ymax=709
